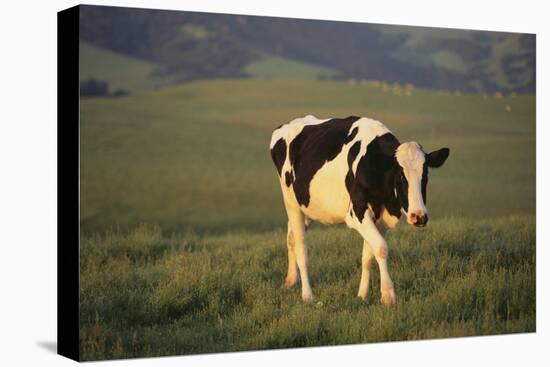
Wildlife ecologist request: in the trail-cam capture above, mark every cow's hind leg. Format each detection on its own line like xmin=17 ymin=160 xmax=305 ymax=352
xmin=286 ymin=206 xmax=313 ymax=301
xmin=285 ymin=222 xmax=298 ymax=288
xmin=357 ymin=240 xmax=374 ymax=300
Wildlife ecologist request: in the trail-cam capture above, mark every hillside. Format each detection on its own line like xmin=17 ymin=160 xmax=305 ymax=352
xmin=80 ymin=79 xmax=535 ymax=234
xmin=244 ymin=55 xmax=337 ymax=80
xmin=80 ymin=41 xmax=337 ymax=94
xmin=80 ymin=42 xmax=188 ymax=95
xmin=79 ymin=5 xmax=535 ymax=93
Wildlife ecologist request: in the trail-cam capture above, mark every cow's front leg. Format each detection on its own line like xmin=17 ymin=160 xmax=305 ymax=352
xmin=376 ymin=251 xmax=396 ymax=306
xmin=347 ymin=211 xmax=396 ymax=305
xmin=374 ymin=221 xmax=395 ymax=305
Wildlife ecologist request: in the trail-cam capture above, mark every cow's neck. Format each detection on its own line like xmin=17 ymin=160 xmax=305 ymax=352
xmin=366 ymin=161 xmax=402 ymax=221
xmin=382 ymin=167 xmax=402 ymax=219
xmin=361 ymin=133 xmax=402 ymax=221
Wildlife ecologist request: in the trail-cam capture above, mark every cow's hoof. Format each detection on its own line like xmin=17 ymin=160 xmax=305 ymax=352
xmin=357 ymin=290 xmax=369 ymax=301
xmin=284 ymin=276 xmax=297 ymax=289
xmin=381 ymin=289 xmax=396 ymax=306
xmin=302 ymin=292 xmax=314 ymax=302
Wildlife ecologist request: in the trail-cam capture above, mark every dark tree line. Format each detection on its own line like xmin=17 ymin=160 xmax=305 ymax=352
xmin=80 ymin=78 xmax=129 ymax=98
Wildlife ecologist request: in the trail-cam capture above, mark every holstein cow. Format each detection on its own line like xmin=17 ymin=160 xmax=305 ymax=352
xmin=270 ymin=115 xmax=449 ymax=304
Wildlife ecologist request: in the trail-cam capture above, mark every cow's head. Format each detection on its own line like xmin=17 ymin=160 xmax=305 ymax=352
xmin=394 ymin=142 xmax=449 ymax=227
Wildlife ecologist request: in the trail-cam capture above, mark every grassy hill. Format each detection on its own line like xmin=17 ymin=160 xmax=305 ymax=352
xmin=80 ymin=42 xmax=185 ymax=94
xmin=373 ymin=25 xmax=535 ymax=93
xmin=80 ymin=41 xmax=336 ymax=94
xmin=80 ymin=79 xmax=535 ymax=233
xmin=244 ymin=55 xmax=337 ymax=80
xmin=79 ymin=79 xmax=535 ymax=360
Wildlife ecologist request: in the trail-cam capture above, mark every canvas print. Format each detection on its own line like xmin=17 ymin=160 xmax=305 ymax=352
xmin=59 ymin=4 xmax=536 ymax=361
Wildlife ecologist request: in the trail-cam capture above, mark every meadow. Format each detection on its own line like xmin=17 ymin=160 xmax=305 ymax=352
xmin=79 ymin=79 xmax=535 ymax=360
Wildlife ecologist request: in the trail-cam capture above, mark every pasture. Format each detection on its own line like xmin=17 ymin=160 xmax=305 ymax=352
xmin=79 ymin=79 xmax=535 ymax=360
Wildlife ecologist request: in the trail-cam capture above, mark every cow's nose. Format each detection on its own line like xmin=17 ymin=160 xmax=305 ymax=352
xmin=411 ymin=211 xmax=428 ymax=227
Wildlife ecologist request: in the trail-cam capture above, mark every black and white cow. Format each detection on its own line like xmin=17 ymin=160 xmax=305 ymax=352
xmin=270 ymin=115 xmax=449 ymax=304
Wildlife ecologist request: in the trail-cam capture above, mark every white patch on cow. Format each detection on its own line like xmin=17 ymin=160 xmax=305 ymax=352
xmin=395 ymin=142 xmax=427 ymax=222
xmin=269 ymin=124 xmax=289 ymax=149
xmin=305 ymin=149 xmax=351 ymax=224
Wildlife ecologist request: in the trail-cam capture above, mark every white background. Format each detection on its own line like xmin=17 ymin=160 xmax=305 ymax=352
xmin=0 ymin=0 xmax=547 ymax=365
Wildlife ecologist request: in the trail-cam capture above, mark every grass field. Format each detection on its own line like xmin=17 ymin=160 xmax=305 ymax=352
xmin=79 ymin=79 xmax=535 ymax=360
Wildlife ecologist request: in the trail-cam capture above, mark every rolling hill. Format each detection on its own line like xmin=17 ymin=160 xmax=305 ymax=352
xmin=80 ymin=42 xmax=189 ymax=95
xmin=80 ymin=41 xmax=338 ymax=94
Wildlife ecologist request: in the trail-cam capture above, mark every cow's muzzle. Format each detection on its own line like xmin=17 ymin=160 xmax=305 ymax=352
xmin=408 ymin=211 xmax=428 ymax=227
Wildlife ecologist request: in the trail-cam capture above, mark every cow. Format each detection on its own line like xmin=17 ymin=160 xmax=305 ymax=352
xmin=270 ymin=115 xmax=449 ymax=304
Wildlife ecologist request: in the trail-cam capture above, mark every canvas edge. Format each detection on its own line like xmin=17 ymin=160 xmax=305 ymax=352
xmin=57 ymin=4 xmax=81 ymax=362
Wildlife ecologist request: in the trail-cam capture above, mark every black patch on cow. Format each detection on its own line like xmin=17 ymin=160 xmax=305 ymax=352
xmin=347 ymin=133 xmax=402 ymax=222
xmin=347 ymin=140 xmax=361 ymax=166
xmin=345 ymin=141 xmax=361 ymax=195
xmin=289 ymin=116 xmax=361 ymax=207
xmin=346 ymin=127 xmax=359 ymax=143
xmin=421 ymin=162 xmax=428 ymax=204
xmin=284 ymin=171 xmax=294 ymax=187
xmin=270 ymin=138 xmax=286 ymax=176
xmin=394 ymin=164 xmax=409 ymax=214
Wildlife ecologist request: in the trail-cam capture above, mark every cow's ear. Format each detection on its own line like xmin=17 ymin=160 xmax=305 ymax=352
xmin=426 ymin=148 xmax=450 ymax=168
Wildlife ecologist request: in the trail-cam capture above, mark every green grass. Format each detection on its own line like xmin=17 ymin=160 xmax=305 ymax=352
xmin=244 ymin=56 xmax=337 ymax=80
xmin=79 ymin=42 xmax=184 ymax=94
xmin=79 ymin=79 xmax=535 ymax=360
xmin=80 ymin=216 xmax=535 ymax=360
